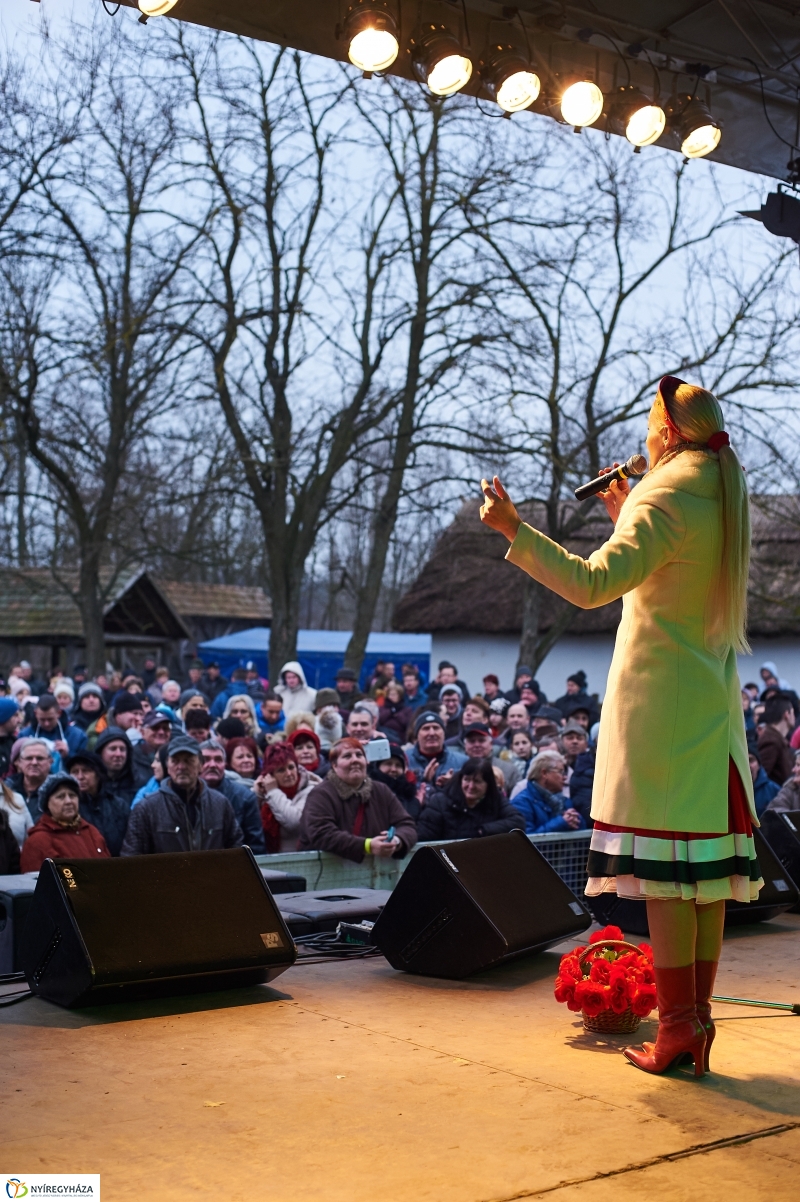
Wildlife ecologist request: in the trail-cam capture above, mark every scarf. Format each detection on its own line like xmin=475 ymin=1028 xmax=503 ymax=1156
xmin=329 ymin=771 xmax=373 ymax=803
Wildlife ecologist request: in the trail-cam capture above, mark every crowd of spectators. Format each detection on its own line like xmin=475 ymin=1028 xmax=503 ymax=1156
xmin=1 ymin=653 xmax=798 ymax=875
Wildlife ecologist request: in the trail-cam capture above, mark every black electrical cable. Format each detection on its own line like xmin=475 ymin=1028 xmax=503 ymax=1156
xmin=459 ymin=0 xmax=471 ymax=48
xmin=101 ymin=1 xmax=121 ymax=14
xmin=743 ymin=57 xmax=800 ymax=153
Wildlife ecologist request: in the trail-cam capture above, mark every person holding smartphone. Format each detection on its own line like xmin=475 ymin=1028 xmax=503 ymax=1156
xmin=298 ymin=737 xmax=417 ymax=863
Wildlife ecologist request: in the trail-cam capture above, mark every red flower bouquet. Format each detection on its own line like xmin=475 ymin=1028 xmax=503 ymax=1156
xmin=554 ymin=925 xmax=656 ymax=1034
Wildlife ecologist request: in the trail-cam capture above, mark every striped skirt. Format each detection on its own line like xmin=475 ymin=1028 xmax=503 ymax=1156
xmin=585 ymin=759 xmax=763 ymax=904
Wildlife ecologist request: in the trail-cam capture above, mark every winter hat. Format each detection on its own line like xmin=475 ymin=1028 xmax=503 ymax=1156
xmin=314 ymin=688 xmax=341 ymax=712
xmin=514 ymin=664 xmax=534 ymax=681
xmin=335 ymin=667 xmax=357 ymax=682
xmin=65 ymin=750 xmax=107 ymax=778
xmin=489 ymin=696 xmax=510 ymax=715
xmin=9 ymin=677 xmax=31 ymax=697
xmin=39 ymin=772 xmax=81 ymax=813
xmin=78 ymin=682 xmax=104 ymax=702
xmin=0 ymin=697 xmax=19 ymax=724
xmin=287 ymin=727 xmax=321 ymax=756
xmin=114 ymin=692 xmax=144 ymax=714
xmin=179 ymin=688 xmax=209 ymax=709
xmin=439 ymin=683 xmax=463 ymax=701
xmin=413 ymin=710 xmax=445 ymax=736
xmin=568 ymin=671 xmax=588 ymax=689
xmin=53 ymin=680 xmax=75 ymax=702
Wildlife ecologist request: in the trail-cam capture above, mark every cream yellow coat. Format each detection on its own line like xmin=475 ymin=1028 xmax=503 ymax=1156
xmin=506 ymin=450 xmax=756 ymax=832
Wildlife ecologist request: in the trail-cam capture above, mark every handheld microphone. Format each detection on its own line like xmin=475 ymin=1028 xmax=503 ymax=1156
xmin=574 ymin=454 xmax=648 ymax=502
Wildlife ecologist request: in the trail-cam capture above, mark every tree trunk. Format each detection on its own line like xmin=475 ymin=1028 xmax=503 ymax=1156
xmin=518 ymin=575 xmax=543 ymax=673
xmin=518 ymin=575 xmax=579 ymax=677
xmin=267 ymin=565 xmax=303 ymax=687
xmin=77 ymin=564 xmax=107 ymax=677
xmin=342 ymin=489 xmax=397 ymax=673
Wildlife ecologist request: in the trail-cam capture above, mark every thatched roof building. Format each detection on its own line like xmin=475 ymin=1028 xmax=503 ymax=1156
xmin=393 ymin=496 xmax=800 ymax=639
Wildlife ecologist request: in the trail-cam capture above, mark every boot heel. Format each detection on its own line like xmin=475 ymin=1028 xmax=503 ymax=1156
xmin=688 ymin=1037 xmax=707 ymax=1077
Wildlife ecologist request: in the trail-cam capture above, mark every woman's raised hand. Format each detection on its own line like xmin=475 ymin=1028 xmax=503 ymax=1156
xmin=597 ymin=464 xmax=630 ymax=525
xmin=480 ymin=476 xmax=522 ymax=543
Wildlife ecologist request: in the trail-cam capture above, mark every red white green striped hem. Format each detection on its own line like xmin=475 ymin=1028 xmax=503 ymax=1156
xmin=585 ymin=825 xmax=762 ymax=904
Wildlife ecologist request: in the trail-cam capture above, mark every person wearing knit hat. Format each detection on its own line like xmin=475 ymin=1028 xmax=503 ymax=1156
xmin=311 ymin=686 xmax=343 ymax=752
xmin=53 ymin=678 xmax=75 ymax=716
xmin=287 ymin=727 xmax=322 ymax=773
xmin=0 ymin=696 xmax=22 ymax=778
xmin=21 ymin=772 xmax=110 ymax=871
xmin=334 ymin=666 xmax=365 ymax=713
xmin=406 ymin=710 xmax=467 ymax=786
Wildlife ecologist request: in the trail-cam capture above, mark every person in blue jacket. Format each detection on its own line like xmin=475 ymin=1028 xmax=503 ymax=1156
xmin=749 ymin=748 xmax=781 ymax=817
xmin=512 ymin=752 xmax=585 ymax=834
xmin=20 ymin=693 xmax=87 ymax=757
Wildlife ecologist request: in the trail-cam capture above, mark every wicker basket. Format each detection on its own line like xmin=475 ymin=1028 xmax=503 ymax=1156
xmin=578 ymin=939 xmax=649 ymax=1034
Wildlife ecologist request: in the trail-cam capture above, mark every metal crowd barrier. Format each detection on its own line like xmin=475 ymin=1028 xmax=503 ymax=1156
xmin=255 ymin=829 xmax=593 ymax=896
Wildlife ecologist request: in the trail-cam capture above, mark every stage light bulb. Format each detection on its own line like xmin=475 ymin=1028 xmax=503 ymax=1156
xmin=138 ymin=0 xmax=179 ymax=15
xmin=560 ymin=80 xmax=603 ymax=128
xmin=625 ymin=104 xmax=666 ymax=147
xmin=348 ymin=27 xmax=399 ymax=72
xmin=681 ymin=122 xmax=721 ymax=158
xmin=496 ymin=70 xmax=541 ymax=114
xmin=427 ymin=53 xmax=472 ymax=97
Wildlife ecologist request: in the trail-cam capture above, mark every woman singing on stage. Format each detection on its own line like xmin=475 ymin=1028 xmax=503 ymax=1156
xmin=480 ymin=376 xmax=761 ymax=1077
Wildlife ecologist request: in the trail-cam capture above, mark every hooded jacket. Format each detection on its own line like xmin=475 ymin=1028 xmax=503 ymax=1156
xmin=20 ymin=813 xmax=110 ymax=872
xmin=274 ymin=661 xmax=317 ymax=719
xmin=752 ymin=765 xmax=781 ymax=817
xmin=20 ymin=716 xmax=87 ymax=756
xmin=120 ymin=778 xmax=243 ymax=856
xmin=69 ymin=751 xmax=132 ymax=858
xmin=93 ymin=727 xmax=141 ymax=809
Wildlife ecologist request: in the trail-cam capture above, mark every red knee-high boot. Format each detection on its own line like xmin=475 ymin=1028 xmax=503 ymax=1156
xmin=694 ymin=960 xmax=718 ymax=1072
xmin=624 ymin=965 xmax=706 ymax=1077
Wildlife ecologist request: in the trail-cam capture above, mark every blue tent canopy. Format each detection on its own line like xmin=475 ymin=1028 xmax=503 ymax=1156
xmin=197 ymin=628 xmax=431 ymax=691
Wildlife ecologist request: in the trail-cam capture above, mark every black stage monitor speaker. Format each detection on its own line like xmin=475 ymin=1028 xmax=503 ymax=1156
xmin=760 ymin=811 xmax=800 ymax=912
xmin=0 ymin=874 xmax=38 ymax=973
xmin=588 ymin=826 xmax=800 ymax=935
xmin=21 ymin=847 xmax=297 ymax=1008
xmin=371 ymin=830 xmax=592 ymax=979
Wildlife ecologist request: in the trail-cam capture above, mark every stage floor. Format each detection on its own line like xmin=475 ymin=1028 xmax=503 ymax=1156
xmin=3 ymin=915 xmax=800 ymax=1201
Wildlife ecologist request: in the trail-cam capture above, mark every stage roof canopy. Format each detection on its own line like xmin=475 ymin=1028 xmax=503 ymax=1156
xmin=116 ymin=0 xmax=800 ymax=181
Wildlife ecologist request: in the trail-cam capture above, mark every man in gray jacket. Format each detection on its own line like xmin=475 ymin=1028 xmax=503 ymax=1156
xmin=121 ymin=736 xmax=242 ymax=856
xmin=198 ymin=739 xmax=265 ymax=853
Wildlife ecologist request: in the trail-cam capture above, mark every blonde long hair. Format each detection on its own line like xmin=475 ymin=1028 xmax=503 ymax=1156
xmin=657 ymin=378 xmax=751 ymax=653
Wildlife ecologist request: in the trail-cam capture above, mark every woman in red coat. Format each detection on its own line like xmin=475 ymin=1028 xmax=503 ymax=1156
xmin=21 ymin=773 xmax=111 ymax=872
